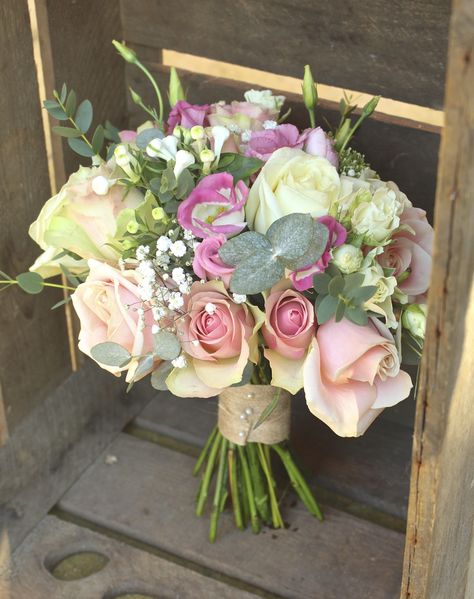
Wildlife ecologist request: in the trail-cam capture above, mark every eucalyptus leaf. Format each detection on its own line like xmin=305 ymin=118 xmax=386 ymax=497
xmin=91 ymin=125 xmax=105 ymax=155
xmin=50 ymin=296 xmax=72 ymax=310
xmin=280 ymin=220 xmax=329 ymax=270
xmin=328 ymin=276 xmax=345 ymax=297
xmin=316 ymin=294 xmax=338 ymax=324
xmin=90 ymin=342 xmax=131 ymax=367
xmin=52 ymin=126 xmax=83 ymax=138
xmin=343 ymin=273 xmax=365 ymax=297
xmin=335 ymin=299 xmax=346 ymax=322
xmin=60 ymin=264 xmax=81 ymax=287
xmin=16 ymin=272 xmax=44 ymax=294
xmin=313 ymin=272 xmax=331 ymax=295
xmin=219 ymin=232 xmax=272 ymax=266
xmin=229 ymin=250 xmax=283 ymax=295
xmin=153 ymin=330 xmax=181 ymax=360
xmin=68 ymin=137 xmax=95 ymax=157
xmin=231 ymin=361 xmax=254 ymax=387
xmin=136 ymin=128 xmax=164 ymax=149
xmin=151 ymin=361 xmax=174 ymax=391
xmin=104 ymin=120 xmax=121 ymax=143
xmin=175 ymin=169 xmax=195 ymax=199
xmin=216 ymin=153 xmax=263 ymax=182
xmin=267 ymin=213 xmax=314 ymax=260
xmin=252 ymin=388 xmax=282 ymax=430
xmin=75 ymin=99 xmax=93 ymax=133
xmin=131 ymin=353 xmax=155 ymax=382
xmin=65 ymin=90 xmax=77 ymax=117
xmin=345 ymin=306 xmax=369 ymax=326
xmin=353 ymin=285 xmax=378 ymax=303
xmin=44 ymin=100 xmax=68 ymax=120
xmin=60 ymin=83 xmax=67 ymax=104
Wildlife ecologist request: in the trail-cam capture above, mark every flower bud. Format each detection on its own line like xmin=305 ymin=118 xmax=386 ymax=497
xmin=129 ymin=87 xmax=143 ymax=105
xmin=362 ymin=95 xmax=380 ymax=118
xmin=200 ymin=148 xmax=215 ymax=163
xmin=302 ymin=65 xmax=318 ymax=111
xmin=173 ymin=126 xmax=183 ymax=140
xmin=332 ymin=244 xmax=363 ymax=274
xmin=126 ymin=220 xmax=139 ymax=234
xmin=168 ymin=67 xmax=186 ymax=107
xmin=402 ymin=304 xmax=427 ymax=339
xmin=211 ymin=125 xmax=230 ymax=162
xmin=122 ymin=238 xmax=135 ymax=250
xmin=112 ymin=40 xmax=137 ymax=64
xmin=152 ymin=206 xmax=166 ymax=221
xmin=173 ymin=149 xmax=195 ymax=179
xmin=114 ymin=144 xmax=131 ymax=167
xmin=91 ymin=175 xmax=110 ymax=196
xmin=190 ymin=125 xmax=205 ymax=140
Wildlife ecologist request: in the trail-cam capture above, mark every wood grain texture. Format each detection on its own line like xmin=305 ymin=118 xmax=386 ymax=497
xmin=59 ymin=433 xmax=405 ymax=599
xmin=3 ymin=515 xmax=260 ymax=599
xmin=0 ymin=0 xmax=70 ymax=435
xmin=126 ymin=63 xmax=440 ymax=221
xmin=0 ymin=362 xmax=154 ymax=551
xmin=401 ymin=0 xmax=474 ymax=597
xmin=121 ymin=0 xmax=450 ymax=108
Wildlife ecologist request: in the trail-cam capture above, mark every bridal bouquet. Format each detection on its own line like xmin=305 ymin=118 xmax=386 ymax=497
xmin=2 ymin=42 xmax=432 ymax=541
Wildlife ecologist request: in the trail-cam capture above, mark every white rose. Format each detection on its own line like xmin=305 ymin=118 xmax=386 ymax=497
xmin=361 ymin=262 xmax=398 ymax=328
xmin=244 ymin=89 xmax=285 ymax=112
xmin=402 ymin=304 xmax=427 ymax=339
xmin=245 ymin=148 xmax=341 ymax=234
xmin=332 ymin=244 xmax=363 ymax=274
xmin=351 ymin=186 xmax=404 ymax=245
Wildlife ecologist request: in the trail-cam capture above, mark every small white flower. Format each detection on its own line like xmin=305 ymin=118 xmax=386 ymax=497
xmin=179 ymin=282 xmax=191 ymax=294
xmin=173 ymin=150 xmax=195 ymax=179
xmin=211 ymin=126 xmax=230 ymax=161
xmin=114 ymin=144 xmax=131 ymax=167
xmin=263 ymin=120 xmax=278 ymax=130
xmin=152 ymin=306 xmax=166 ymax=320
xmin=135 ymin=245 xmax=150 ymax=261
xmin=157 ymin=236 xmax=172 ymax=252
xmin=146 ymin=135 xmax=178 ymax=161
xmin=162 ymin=273 xmax=169 ymax=280
xmin=205 ymin=302 xmax=217 ymax=314
xmin=172 ymin=267 xmax=186 ymax=283
xmin=152 ymin=324 xmax=161 ymax=334
xmin=172 ymin=354 xmax=188 ymax=369
xmin=240 ymin=129 xmax=252 ymax=143
xmin=168 ymin=291 xmax=185 ymax=311
xmin=232 ymin=294 xmax=247 ymax=304
xmin=170 ymin=240 xmax=186 ymax=257
xmin=244 ymin=89 xmax=285 ymax=111
xmin=183 ymin=229 xmax=195 ymax=241
xmin=227 ymin=123 xmax=241 ymax=134
xmin=191 ymin=339 xmax=200 ymax=347
xmin=91 ymin=175 xmax=110 ymax=196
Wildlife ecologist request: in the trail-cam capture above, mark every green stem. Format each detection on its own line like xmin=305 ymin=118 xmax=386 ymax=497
xmin=196 ymin=432 xmax=222 ymax=517
xmin=308 ymin=108 xmax=316 ymax=128
xmin=55 ymin=95 xmax=94 ymax=150
xmin=257 ymin=443 xmax=284 ymax=529
xmin=247 ymin=443 xmax=270 ymax=523
xmin=0 ymin=280 xmax=76 ymax=292
xmin=237 ymin=445 xmax=260 ymax=534
xmin=136 ymin=62 xmax=164 ymax=124
xmin=228 ymin=443 xmax=244 ymax=530
xmin=272 ymin=444 xmax=323 ymax=521
xmin=209 ymin=437 xmax=228 ymax=542
xmin=193 ymin=425 xmax=218 ymax=476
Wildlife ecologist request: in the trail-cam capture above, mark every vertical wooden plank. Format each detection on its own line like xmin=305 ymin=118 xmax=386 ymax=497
xmin=401 ymin=0 xmax=474 ymax=597
xmin=0 ymin=0 xmax=70 ymax=436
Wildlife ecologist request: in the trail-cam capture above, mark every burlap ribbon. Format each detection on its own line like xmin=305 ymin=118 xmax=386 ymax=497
xmin=218 ymin=384 xmax=291 ymax=446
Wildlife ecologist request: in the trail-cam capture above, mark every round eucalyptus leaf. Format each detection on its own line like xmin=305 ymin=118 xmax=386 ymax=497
xmin=219 ymin=232 xmax=272 ymax=266
xmin=16 ymin=272 xmax=44 ymax=294
xmin=267 ymin=213 xmax=313 ymax=260
xmin=316 ymin=294 xmax=338 ymax=324
xmin=328 ymin=276 xmax=345 ymax=297
xmin=153 ymin=330 xmax=181 ymax=360
xmin=229 ymin=249 xmax=283 ymax=295
xmin=279 ymin=220 xmax=329 ymax=270
xmin=136 ymin=128 xmax=164 ymax=149
xmin=90 ymin=342 xmax=131 ymax=367
xmin=151 ymin=361 xmax=174 ymax=391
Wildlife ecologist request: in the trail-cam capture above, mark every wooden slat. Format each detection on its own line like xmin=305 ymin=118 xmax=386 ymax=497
xmin=0 ymin=362 xmax=154 ymax=551
xmin=135 ymin=392 xmax=412 ymax=521
xmin=121 ymin=0 xmax=450 ymax=109
xmin=126 ymin=64 xmax=440 ymax=221
xmin=59 ymin=433 xmax=405 ymax=599
xmin=0 ymin=0 xmax=70 ymax=436
xmin=401 ymin=0 xmax=474 ymax=597
xmin=4 ymin=515 xmax=260 ymax=599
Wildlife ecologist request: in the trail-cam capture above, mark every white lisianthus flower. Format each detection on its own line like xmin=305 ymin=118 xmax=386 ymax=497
xmin=402 ymin=304 xmax=427 ymax=339
xmin=351 ymin=186 xmax=405 ymax=245
xmin=245 ymin=148 xmax=341 ymax=234
xmin=244 ymin=89 xmax=285 ymax=112
xmin=332 ymin=244 xmax=364 ymax=274
xmin=360 ymin=262 xmax=398 ymax=328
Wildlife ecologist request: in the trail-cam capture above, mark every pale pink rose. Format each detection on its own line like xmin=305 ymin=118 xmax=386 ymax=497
xmin=119 ymin=130 xmax=137 ymax=143
xmin=192 ymin=235 xmax=235 ymax=286
xmin=167 ymin=100 xmax=210 ymax=131
xmin=72 ymin=260 xmax=156 ymax=379
xmin=177 ymin=173 xmax=248 ymax=239
xmin=378 ymin=207 xmax=433 ymax=297
xmin=303 ymin=127 xmax=338 ymax=167
xmin=304 ymin=318 xmax=412 ymax=436
xmin=166 ymin=281 xmax=264 ymax=397
xmin=246 ymin=124 xmax=304 ymax=161
xmin=262 ymin=283 xmax=315 ymax=394
xmin=290 ymin=216 xmax=347 ymax=291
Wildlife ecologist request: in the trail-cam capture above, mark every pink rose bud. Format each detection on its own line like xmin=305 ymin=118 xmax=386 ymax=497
xmin=193 ymin=235 xmax=235 ymax=286
xmin=246 ymin=124 xmax=305 ymax=161
xmin=167 ymin=100 xmax=210 ymax=132
xmin=303 ymin=127 xmax=339 ymax=167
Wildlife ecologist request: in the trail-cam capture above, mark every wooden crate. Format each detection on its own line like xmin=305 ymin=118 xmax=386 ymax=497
xmin=1 ymin=0 xmax=473 ymax=597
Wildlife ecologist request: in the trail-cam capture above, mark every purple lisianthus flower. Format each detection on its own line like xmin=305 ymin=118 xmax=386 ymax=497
xmin=246 ymin=124 xmax=305 ymax=161
xmin=167 ymin=100 xmax=210 ymax=131
xmin=177 ymin=173 xmax=248 ymax=239
xmin=290 ymin=215 xmax=347 ymax=291
xmin=193 ymin=235 xmax=235 ymax=287
xmin=302 ymin=127 xmax=339 ymax=167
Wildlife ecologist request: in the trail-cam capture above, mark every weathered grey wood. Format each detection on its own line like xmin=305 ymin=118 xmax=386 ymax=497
xmin=121 ymin=0 xmax=450 ymax=108
xmin=126 ymin=63 xmax=440 ymax=221
xmin=59 ymin=433 xmax=405 ymax=599
xmin=135 ymin=392 xmax=412 ymax=520
xmin=401 ymin=0 xmax=474 ymax=597
xmin=0 ymin=0 xmax=70 ymax=436
xmin=0 ymin=361 xmax=154 ymax=551
xmin=3 ymin=515 xmax=260 ymax=599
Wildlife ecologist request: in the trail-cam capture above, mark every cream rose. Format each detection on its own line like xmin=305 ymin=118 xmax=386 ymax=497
xmin=29 ymin=163 xmax=143 ymax=277
xmin=245 ymin=148 xmax=341 ymax=234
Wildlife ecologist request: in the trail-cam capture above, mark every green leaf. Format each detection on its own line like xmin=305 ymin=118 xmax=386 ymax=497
xmin=52 ymin=126 xmax=83 ymax=138
xmin=217 ymin=153 xmax=236 ymax=169
xmin=0 ymin=270 xmax=13 ymax=281
xmin=216 ymin=153 xmax=263 ymax=182
xmin=136 ymin=128 xmax=164 ymax=149
xmin=60 ymin=264 xmax=81 ymax=288
xmin=267 ymin=213 xmax=313 ymax=260
xmin=353 ymin=285 xmax=378 ymax=303
xmin=328 ymin=276 xmax=345 ymax=297
xmin=229 ymin=250 xmax=284 ymax=295
xmin=68 ymin=137 xmax=95 ymax=157
xmin=345 ymin=307 xmax=369 ymax=326
xmin=175 ymin=168 xmax=195 ymax=200
xmin=343 ymin=273 xmax=365 ymax=297
xmin=44 ymin=100 xmax=68 ymax=120
xmin=130 ymin=353 xmax=155 ymax=382
xmin=219 ymin=232 xmax=272 ymax=266
xmin=75 ymin=99 xmax=93 ymax=133
xmin=160 ymin=164 xmax=176 ymax=193
xmin=104 ymin=120 xmax=121 ymax=143
xmin=316 ymin=294 xmax=338 ymax=324
xmin=151 ymin=361 xmax=174 ymax=391
xmin=252 ymin=388 xmax=282 ymax=430
xmin=51 ymin=296 xmax=72 ymax=310
xmin=313 ymin=273 xmax=331 ymax=295
xmin=90 ymin=342 xmax=131 ymax=367
xmin=153 ymin=330 xmax=181 ymax=360
xmin=280 ymin=220 xmax=329 ymax=270
xmin=60 ymin=83 xmax=67 ymax=104
xmin=91 ymin=124 xmax=105 ymax=155
xmin=16 ymin=272 xmax=44 ymax=294
xmin=335 ymin=299 xmax=346 ymax=322
xmin=65 ymin=90 xmax=77 ymax=117
xmin=231 ymin=361 xmax=254 ymax=387
xmin=106 ymin=143 xmax=118 ymax=161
